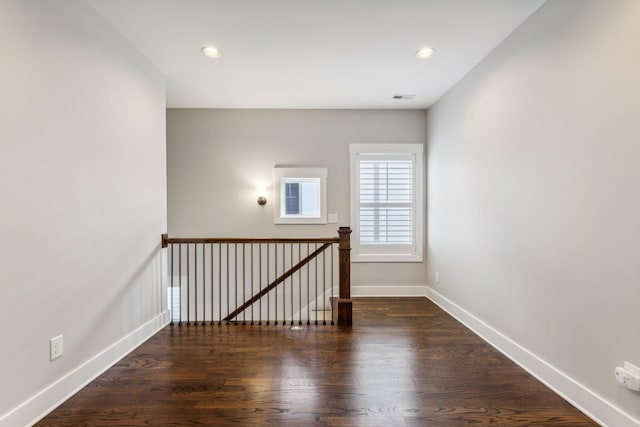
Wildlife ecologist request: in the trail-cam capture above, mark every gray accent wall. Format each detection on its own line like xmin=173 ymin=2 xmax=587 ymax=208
xmin=167 ymin=109 xmax=428 ymax=295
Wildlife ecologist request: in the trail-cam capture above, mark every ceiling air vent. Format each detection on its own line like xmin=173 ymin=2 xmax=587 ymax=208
xmin=393 ymin=94 xmax=416 ymax=100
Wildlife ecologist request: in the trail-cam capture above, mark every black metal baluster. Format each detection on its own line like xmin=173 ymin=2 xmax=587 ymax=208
xmin=187 ymin=244 xmax=190 ymax=326
xmin=195 ymin=244 xmax=200 ymax=326
xmin=234 ymin=243 xmax=238 ymax=326
xmin=242 ymin=243 xmax=246 ymax=325
xmin=226 ymin=243 xmax=230 ymax=325
xmin=258 ymin=244 xmax=262 ymax=325
xmin=227 ymin=243 xmax=238 ymax=326
xmin=290 ymin=243 xmax=293 ymax=326
xmin=315 ymin=243 xmax=318 ymax=325
xmin=274 ymin=244 xmax=278 ymax=325
xmin=202 ymin=243 xmax=205 ymax=326
xmin=196 ymin=244 xmax=200 ymax=325
xmin=266 ymin=244 xmax=270 ymax=325
xmin=282 ymin=243 xmax=285 ymax=325
xmin=218 ymin=243 xmax=222 ymax=326
xmin=170 ymin=244 xmax=174 ymax=325
xmin=307 ymin=243 xmax=310 ymax=325
xmin=251 ymin=243 xmax=254 ymax=325
xmin=298 ymin=243 xmax=302 ymax=326
xmin=210 ymin=243 xmax=214 ymax=325
xmin=194 ymin=243 xmax=199 ymax=326
xmin=179 ymin=244 xmax=182 ymax=326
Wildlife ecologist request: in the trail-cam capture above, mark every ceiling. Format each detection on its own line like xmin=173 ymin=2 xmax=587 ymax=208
xmin=88 ymin=0 xmax=545 ymax=109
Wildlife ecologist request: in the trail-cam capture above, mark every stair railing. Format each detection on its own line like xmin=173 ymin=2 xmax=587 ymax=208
xmin=161 ymin=227 xmax=352 ymax=326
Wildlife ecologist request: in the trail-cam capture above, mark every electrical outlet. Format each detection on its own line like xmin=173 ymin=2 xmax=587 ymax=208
xmin=50 ymin=335 xmax=63 ymax=360
xmin=615 ymin=362 xmax=640 ymax=391
xmin=435 ymin=272 xmax=440 ymax=284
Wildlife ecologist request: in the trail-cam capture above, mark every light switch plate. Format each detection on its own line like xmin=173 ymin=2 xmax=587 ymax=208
xmin=328 ymin=213 xmax=338 ymax=224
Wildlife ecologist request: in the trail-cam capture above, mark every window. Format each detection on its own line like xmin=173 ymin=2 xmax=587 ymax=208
xmin=273 ymin=167 xmax=327 ymax=224
xmin=350 ymin=144 xmax=423 ymax=262
xmin=284 ymin=182 xmax=301 ymax=215
xmin=281 ymin=178 xmax=320 ymax=217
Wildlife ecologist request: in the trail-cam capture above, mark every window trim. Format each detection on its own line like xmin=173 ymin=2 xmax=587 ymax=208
xmin=350 ymin=144 xmax=424 ymax=262
xmin=273 ymin=167 xmax=327 ymax=224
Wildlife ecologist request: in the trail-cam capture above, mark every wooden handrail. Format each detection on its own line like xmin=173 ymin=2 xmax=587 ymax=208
xmin=162 ymin=235 xmax=338 ymax=247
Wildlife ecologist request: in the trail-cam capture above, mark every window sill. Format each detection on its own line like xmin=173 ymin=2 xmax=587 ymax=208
xmin=352 ymin=253 xmax=423 ymax=263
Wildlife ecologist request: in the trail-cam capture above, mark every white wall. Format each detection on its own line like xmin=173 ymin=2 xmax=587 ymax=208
xmin=0 ymin=2 xmax=167 ymax=425
xmin=167 ymin=109 xmax=427 ymax=295
xmin=427 ymin=1 xmax=640 ymax=425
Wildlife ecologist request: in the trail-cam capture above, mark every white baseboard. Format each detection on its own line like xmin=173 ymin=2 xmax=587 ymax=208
xmin=352 ymin=284 xmax=427 ymax=297
xmin=425 ymin=287 xmax=640 ymax=427
xmin=0 ymin=310 xmax=170 ymax=427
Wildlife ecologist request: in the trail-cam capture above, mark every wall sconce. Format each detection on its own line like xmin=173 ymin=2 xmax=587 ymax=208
xmin=256 ymin=188 xmax=267 ymax=206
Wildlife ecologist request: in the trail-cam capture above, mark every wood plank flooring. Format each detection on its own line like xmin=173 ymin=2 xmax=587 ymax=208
xmin=37 ymin=298 xmax=597 ymax=426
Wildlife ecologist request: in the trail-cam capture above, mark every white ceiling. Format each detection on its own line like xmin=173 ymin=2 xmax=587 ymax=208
xmin=88 ymin=0 xmax=545 ymax=109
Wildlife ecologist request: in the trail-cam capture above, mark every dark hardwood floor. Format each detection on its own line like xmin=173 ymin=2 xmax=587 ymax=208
xmin=37 ymin=298 xmax=597 ymax=426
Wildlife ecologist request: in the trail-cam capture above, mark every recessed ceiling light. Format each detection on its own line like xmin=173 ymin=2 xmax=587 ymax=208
xmin=201 ymin=45 xmax=222 ymax=58
xmin=416 ymin=47 xmax=436 ymax=59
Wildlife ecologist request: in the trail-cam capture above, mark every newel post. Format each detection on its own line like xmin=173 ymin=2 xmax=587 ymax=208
xmin=161 ymin=233 xmax=168 ymax=248
xmin=337 ymin=227 xmax=352 ymax=326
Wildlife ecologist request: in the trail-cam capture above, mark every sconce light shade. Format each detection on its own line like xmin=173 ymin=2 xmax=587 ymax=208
xmin=256 ymin=188 xmax=267 ymax=206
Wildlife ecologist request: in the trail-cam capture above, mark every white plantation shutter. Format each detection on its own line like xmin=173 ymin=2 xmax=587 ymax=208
xmin=359 ymin=158 xmax=414 ymax=244
xmin=350 ymin=144 xmax=423 ymax=262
